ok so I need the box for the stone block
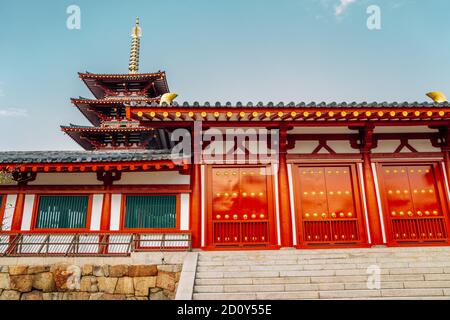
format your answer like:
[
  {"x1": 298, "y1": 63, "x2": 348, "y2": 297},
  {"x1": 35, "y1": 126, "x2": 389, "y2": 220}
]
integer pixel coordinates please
[
  {"x1": 0, "y1": 273, "x2": 10, "y2": 289},
  {"x1": 21, "y1": 291, "x2": 43, "y2": 300},
  {"x1": 81, "y1": 264, "x2": 93, "y2": 276},
  {"x1": 157, "y1": 265, "x2": 182, "y2": 273},
  {"x1": 156, "y1": 271, "x2": 176, "y2": 291},
  {"x1": 93, "y1": 265, "x2": 109, "y2": 277},
  {"x1": 128, "y1": 265, "x2": 158, "y2": 277},
  {"x1": 28, "y1": 266, "x2": 49, "y2": 274},
  {"x1": 43, "y1": 292, "x2": 64, "y2": 300},
  {"x1": 80, "y1": 276, "x2": 98, "y2": 292},
  {"x1": 133, "y1": 277, "x2": 156, "y2": 296},
  {"x1": 115, "y1": 277, "x2": 134, "y2": 295},
  {"x1": 150, "y1": 290, "x2": 170, "y2": 300},
  {"x1": 10, "y1": 275, "x2": 33, "y2": 292},
  {"x1": 0, "y1": 290, "x2": 21, "y2": 300},
  {"x1": 90, "y1": 293, "x2": 126, "y2": 300},
  {"x1": 62, "y1": 292, "x2": 91, "y2": 300},
  {"x1": 32, "y1": 272, "x2": 56, "y2": 292},
  {"x1": 9, "y1": 265, "x2": 28, "y2": 276},
  {"x1": 109, "y1": 265, "x2": 129, "y2": 277},
  {"x1": 97, "y1": 277, "x2": 118, "y2": 294}
]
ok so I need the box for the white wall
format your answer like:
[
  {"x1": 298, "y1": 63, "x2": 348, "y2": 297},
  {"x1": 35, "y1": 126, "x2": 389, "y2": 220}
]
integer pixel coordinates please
[
  {"x1": 89, "y1": 194, "x2": 104, "y2": 231},
  {"x1": 110, "y1": 194, "x2": 122, "y2": 231},
  {"x1": 29, "y1": 173, "x2": 102, "y2": 185},
  {"x1": 1, "y1": 194, "x2": 17, "y2": 231},
  {"x1": 180, "y1": 193, "x2": 190, "y2": 231},
  {"x1": 20, "y1": 195, "x2": 35, "y2": 231},
  {"x1": 115, "y1": 171, "x2": 190, "y2": 185}
]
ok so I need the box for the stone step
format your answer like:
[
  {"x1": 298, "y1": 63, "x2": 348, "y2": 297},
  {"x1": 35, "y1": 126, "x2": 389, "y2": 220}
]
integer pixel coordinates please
[
  {"x1": 197, "y1": 261, "x2": 450, "y2": 272},
  {"x1": 195, "y1": 267, "x2": 450, "y2": 279},
  {"x1": 198, "y1": 257, "x2": 450, "y2": 266},
  {"x1": 192, "y1": 248, "x2": 450, "y2": 300},
  {"x1": 194, "y1": 273, "x2": 430, "y2": 286},
  {"x1": 193, "y1": 288, "x2": 450, "y2": 300}
]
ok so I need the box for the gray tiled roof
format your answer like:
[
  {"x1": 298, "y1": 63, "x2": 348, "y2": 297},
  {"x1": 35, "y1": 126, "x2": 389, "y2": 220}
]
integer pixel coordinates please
[
  {"x1": 157, "y1": 101, "x2": 450, "y2": 108},
  {"x1": 0, "y1": 150, "x2": 178, "y2": 164}
]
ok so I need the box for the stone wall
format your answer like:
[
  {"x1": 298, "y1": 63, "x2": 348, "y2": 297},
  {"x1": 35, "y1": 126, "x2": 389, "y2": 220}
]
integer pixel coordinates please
[{"x1": 0, "y1": 263, "x2": 181, "y2": 300}]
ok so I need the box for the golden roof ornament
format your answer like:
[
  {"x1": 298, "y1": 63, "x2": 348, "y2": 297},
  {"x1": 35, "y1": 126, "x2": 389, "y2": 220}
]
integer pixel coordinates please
[
  {"x1": 128, "y1": 17, "x2": 142, "y2": 74},
  {"x1": 426, "y1": 91, "x2": 447, "y2": 103}
]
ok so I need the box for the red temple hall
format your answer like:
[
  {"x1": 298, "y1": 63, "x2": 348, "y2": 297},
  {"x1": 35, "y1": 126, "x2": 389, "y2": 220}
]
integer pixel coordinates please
[{"x1": 1, "y1": 19, "x2": 450, "y2": 255}]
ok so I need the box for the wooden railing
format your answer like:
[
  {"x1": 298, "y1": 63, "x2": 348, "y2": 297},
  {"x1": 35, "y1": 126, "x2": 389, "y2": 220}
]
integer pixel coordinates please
[{"x1": 0, "y1": 232, "x2": 191, "y2": 257}]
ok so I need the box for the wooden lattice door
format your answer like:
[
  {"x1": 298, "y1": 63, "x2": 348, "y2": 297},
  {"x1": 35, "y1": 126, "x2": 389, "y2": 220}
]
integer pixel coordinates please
[
  {"x1": 207, "y1": 166, "x2": 275, "y2": 247},
  {"x1": 377, "y1": 163, "x2": 450, "y2": 244}
]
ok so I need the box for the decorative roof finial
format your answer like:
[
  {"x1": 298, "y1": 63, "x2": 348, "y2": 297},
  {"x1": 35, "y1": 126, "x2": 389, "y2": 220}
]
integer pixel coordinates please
[{"x1": 128, "y1": 17, "x2": 142, "y2": 74}]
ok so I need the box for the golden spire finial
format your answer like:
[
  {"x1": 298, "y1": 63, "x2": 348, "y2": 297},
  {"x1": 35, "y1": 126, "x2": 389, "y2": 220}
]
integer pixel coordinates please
[{"x1": 128, "y1": 17, "x2": 142, "y2": 74}]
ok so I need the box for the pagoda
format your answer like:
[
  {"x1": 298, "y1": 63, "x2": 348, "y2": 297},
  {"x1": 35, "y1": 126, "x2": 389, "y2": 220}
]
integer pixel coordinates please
[{"x1": 63, "y1": 18, "x2": 171, "y2": 150}]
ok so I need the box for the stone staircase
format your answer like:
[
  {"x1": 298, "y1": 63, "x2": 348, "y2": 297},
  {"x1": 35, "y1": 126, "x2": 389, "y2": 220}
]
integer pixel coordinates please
[{"x1": 192, "y1": 247, "x2": 450, "y2": 300}]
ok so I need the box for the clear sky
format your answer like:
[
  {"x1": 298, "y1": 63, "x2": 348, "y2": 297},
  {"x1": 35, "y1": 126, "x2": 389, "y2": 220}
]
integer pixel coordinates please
[{"x1": 0, "y1": 0, "x2": 449, "y2": 151}]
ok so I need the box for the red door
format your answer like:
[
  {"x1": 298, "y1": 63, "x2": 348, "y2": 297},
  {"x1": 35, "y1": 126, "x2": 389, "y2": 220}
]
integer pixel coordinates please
[
  {"x1": 378, "y1": 163, "x2": 450, "y2": 244},
  {"x1": 293, "y1": 164, "x2": 367, "y2": 246},
  {"x1": 207, "y1": 166, "x2": 276, "y2": 248}
]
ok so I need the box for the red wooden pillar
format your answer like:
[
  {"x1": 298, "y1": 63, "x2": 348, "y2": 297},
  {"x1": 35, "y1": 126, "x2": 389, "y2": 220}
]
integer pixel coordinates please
[
  {"x1": 278, "y1": 127, "x2": 293, "y2": 247},
  {"x1": 361, "y1": 150, "x2": 384, "y2": 245},
  {"x1": 100, "y1": 190, "x2": 112, "y2": 230},
  {"x1": 190, "y1": 164, "x2": 202, "y2": 248},
  {"x1": 10, "y1": 191, "x2": 25, "y2": 231},
  {"x1": 190, "y1": 121, "x2": 202, "y2": 248},
  {"x1": 355, "y1": 125, "x2": 384, "y2": 246}
]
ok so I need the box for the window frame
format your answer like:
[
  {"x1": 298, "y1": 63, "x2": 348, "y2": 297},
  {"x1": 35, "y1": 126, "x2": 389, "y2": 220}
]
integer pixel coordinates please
[
  {"x1": 31, "y1": 194, "x2": 93, "y2": 232},
  {"x1": 120, "y1": 193, "x2": 181, "y2": 232}
]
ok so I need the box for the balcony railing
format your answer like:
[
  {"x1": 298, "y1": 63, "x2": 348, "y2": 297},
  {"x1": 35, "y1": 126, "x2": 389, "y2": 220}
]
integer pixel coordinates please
[{"x1": 0, "y1": 232, "x2": 192, "y2": 257}]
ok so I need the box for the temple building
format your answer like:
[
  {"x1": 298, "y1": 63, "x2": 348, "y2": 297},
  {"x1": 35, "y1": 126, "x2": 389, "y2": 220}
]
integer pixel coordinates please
[{"x1": 1, "y1": 19, "x2": 450, "y2": 255}]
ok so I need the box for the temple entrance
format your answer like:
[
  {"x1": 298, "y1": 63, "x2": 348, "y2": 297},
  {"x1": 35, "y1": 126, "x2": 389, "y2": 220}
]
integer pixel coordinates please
[
  {"x1": 292, "y1": 164, "x2": 367, "y2": 247},
  {"x1": 376, "y1": 162, "x2": 450, "y2": 245},
  {"x1": 205, "y1": 165, "x2": 276, "y2": 248}
]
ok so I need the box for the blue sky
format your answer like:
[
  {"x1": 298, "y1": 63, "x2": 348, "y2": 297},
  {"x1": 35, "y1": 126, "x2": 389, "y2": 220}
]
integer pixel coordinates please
[{"x1": 0, "y1": 0, "x2": 449, "y2": 150}]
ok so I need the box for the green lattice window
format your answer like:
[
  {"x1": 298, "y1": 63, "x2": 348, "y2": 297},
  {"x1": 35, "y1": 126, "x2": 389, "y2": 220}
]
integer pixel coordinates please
[
  {"x1": 124, "y1": 195, "x2": 177, "y2": 229},
  {"x1": 35, "y1": 195, "x2": 88, "y2": 229}
]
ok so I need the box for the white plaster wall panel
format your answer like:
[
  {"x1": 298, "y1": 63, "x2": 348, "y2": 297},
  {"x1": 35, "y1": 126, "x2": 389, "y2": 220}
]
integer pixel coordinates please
[
  {"x1": 201, "y1": 166, "x2": 206, "y2": 247},
  {"x1": 180, "y1": 193, "x2": 190, "y2": 231},
  {"x1": 29, "y1": 173, "x2": 102, "y2": 185},
  {"x1": 20, "y1": 195, "x2": 36, "y2": 231},
  {"x1": 288, "y1": 141, "x2": 319, "y2": 154},
  {"x1": 272, "y1": 164, "x2": 282, "y2": 246},
  {"x1": 327, "y1": 141, "x2": 355, "y2": 154},
  {"x1": 372, "y1": 140, "x2": 399, "y2": 153},
  {"x1": 115, "y1": 171, "x2": 189, "y2": 185},
  {"x1": 110, "y1": 194, "x2": 122, "y2": 231},
  {"x1": 408, "y1": 139, "x2": 441, "y2": 152},
  {"x1": 202, "y1": 128, "x2": 275, "y2": 159},
  {"x1": 374, "y1": 126, "x2": 437, "y2": 134},
  {"x1": 289, "y1": 127, "x2": 354, "y2": 134},
  {"x1": 1, "y1": 194, "x2": 17, "y2": 231},
  {"x1": 89, "y1": 194, "x2": 104, "y2": 231}
]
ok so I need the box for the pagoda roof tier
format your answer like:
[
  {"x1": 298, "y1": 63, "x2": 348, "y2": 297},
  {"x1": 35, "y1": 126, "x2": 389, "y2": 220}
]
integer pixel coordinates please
[
  {"x1": 78, "y1": 71, "x2": 169, "y2": 99},
  {"x1": 61, "y1": 125, "x2": 166, "y2": 150},
  {"x1": 0, "y1": 150, "x2": 188, "y2": 174},
  {"x1": 71, "y1": 97, "x2": 161, "y2": 105},
  {"x1": 72, "y1": 97, "x2": 163, "y2": 126},
  {"x1": 61, "y1": 124, "x2": 158, "y2": 133},
  {"x1": 126, "y1": 101, "x2": 450, "y2": 124}
]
